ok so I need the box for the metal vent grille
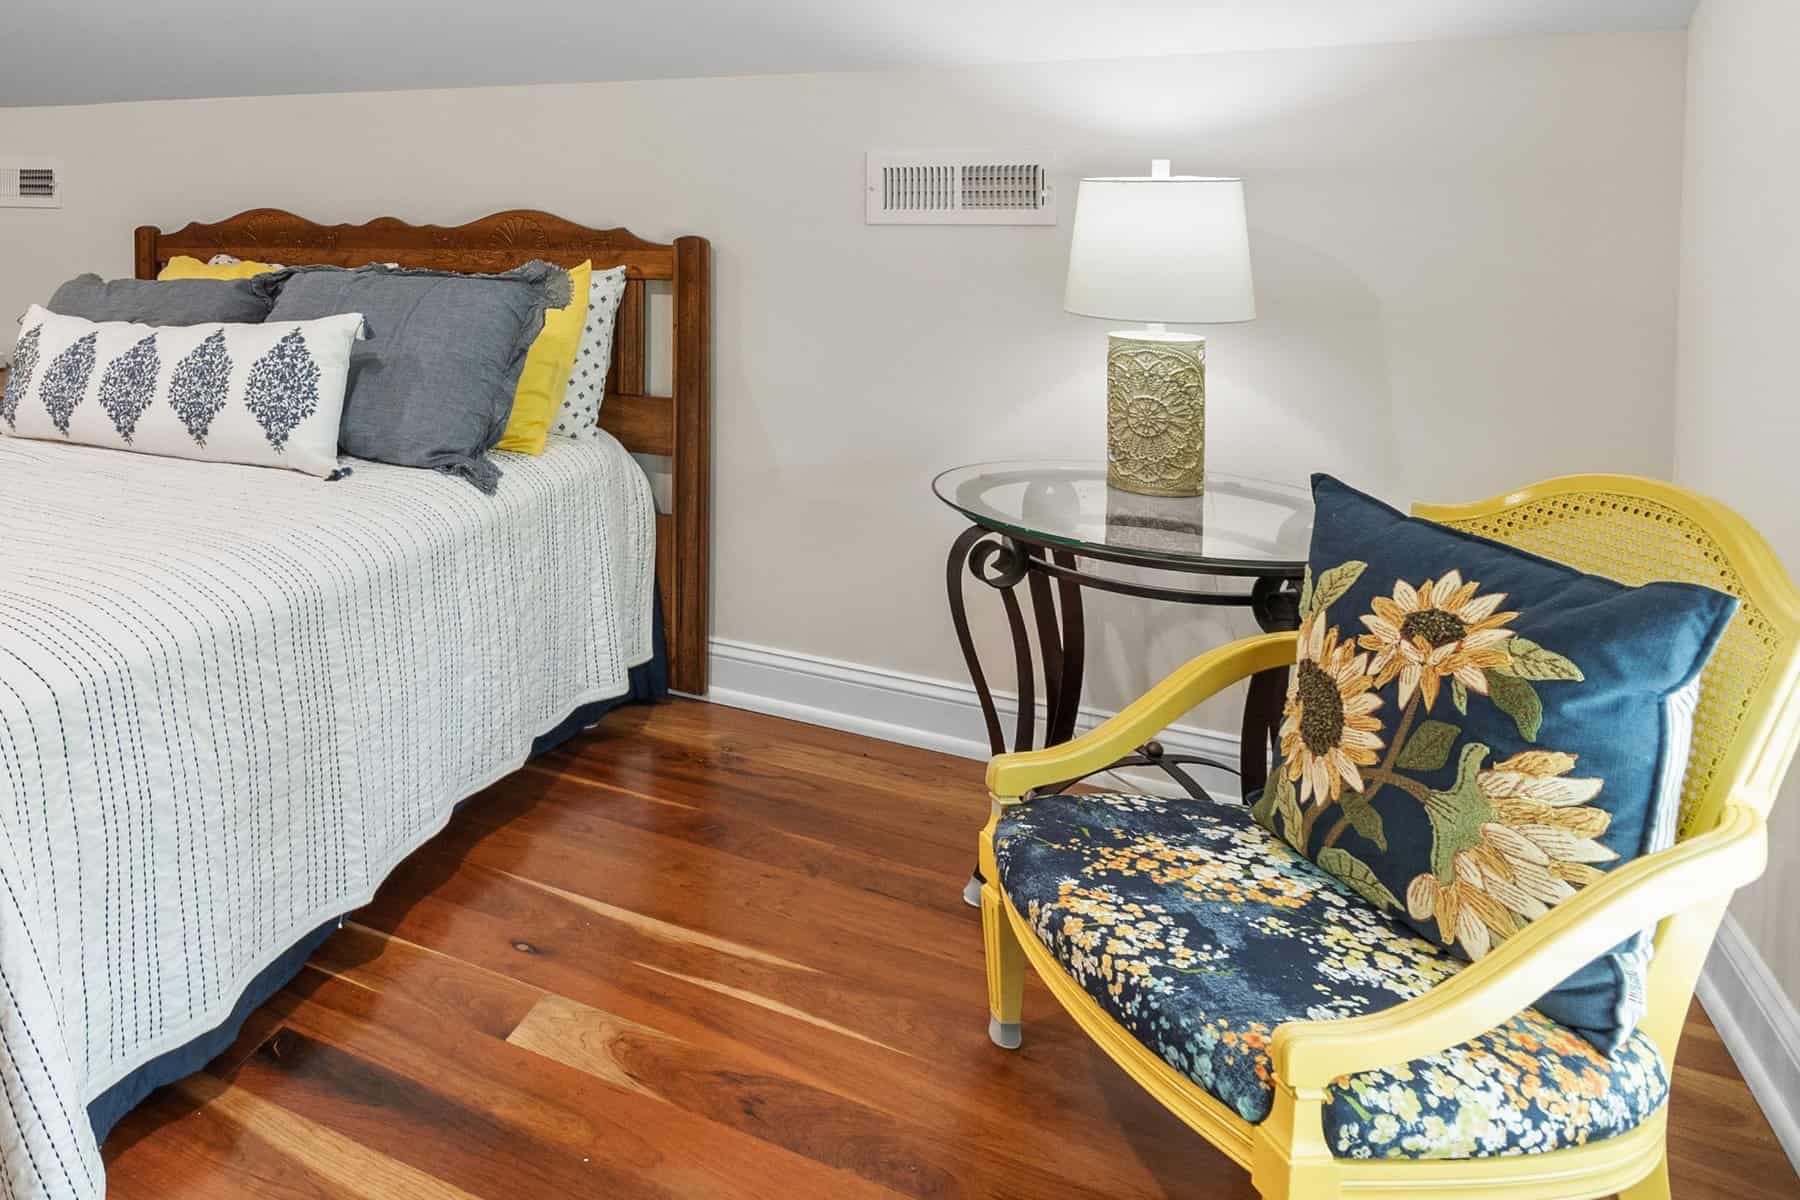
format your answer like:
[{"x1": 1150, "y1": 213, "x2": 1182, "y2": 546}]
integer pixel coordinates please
[
  {"x1": 866, "y1": 152, "x2": 1054, "y2": 225},
  {"x1": 0, "y1": 161, "x2": 60, "y2": 208}
]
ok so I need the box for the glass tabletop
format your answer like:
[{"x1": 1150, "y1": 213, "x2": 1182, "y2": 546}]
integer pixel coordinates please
[{"x1": 933, "y1": 461, "x2": 1313, "y2": 572}]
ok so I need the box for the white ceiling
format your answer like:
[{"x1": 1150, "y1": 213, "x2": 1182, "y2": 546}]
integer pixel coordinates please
[{"x1": 0, "y1": 0, "x2": 1698, "y2": 107}]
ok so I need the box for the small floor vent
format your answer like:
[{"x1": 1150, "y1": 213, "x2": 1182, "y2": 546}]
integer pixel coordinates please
[
  {"x1": 866, "y1": 152, "x2": 1054, "y2": 226},
  {"x1": 0, "y1": 161, "x2": 61, "y2": 208}
]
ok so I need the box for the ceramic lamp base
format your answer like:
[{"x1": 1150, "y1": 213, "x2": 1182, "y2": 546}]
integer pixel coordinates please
[{"x1": 1105, "y1": 330, "x2": 1206, "y2": 497}]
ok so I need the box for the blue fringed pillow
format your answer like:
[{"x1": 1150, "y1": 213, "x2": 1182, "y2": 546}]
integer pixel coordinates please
[{"x1": 1254, "y1": 475, "x2": 1736, "y2": 1053}]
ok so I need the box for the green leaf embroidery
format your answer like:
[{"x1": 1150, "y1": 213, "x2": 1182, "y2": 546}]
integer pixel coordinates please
[
  {"x1": 1423, "y1": 744, "x2": 1496, "y2": 881},
  {"x1": 1318, "y1": 847, "x2": 1402, "y2": 912},
  {"x1": 1486, "y1": 671, "x2": 1544, "y2": 741},
  {"x1": 1278, "y1": 792, "x2": 1306, "y2": 850},
  {"x1": 1338, "y1": 790, "x2": 1388, "y2": 852},
  {"x1": 1496, "y1": 636, "x2": 1585, "y2": 683},
  {"x1": 1297, "y1": 565, "x2": 1315, "y2": 620},
  {"x1": 1307, "y1": 560, "x2": 1367, "y2": 619},
  {"x1": 1254, "y1": 768, "x2": 1307, "y2": 850},
  {"x1": 1451, "y1": 677, "x2": 1469, "y2": 715},
  {"x1": 1394, "y1": 719, "x2": 1462, "y2": 772},
  {"x1": 1250, "y1": 781, "x2": 1278, "y2": 832}
]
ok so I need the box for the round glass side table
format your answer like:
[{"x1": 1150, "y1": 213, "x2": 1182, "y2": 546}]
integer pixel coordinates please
[{"x1": 933, "y1": 461, "x2": 1314, "y2": 903}]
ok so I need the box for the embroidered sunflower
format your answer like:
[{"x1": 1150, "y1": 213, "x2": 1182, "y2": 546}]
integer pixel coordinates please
[
  {"x1": 1407, "y1": 750, "x2": 1614, "y2": 959},
  {"x1": 1357, "y1": 571, "x2": 1518, "y2": 711},
  {"x1": 1280, "y1": 617, "x2": 1385, "y2": 807}
]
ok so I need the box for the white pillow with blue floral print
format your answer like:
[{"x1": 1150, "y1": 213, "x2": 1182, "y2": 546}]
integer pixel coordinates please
[
  {"x1": 2, "y1": 304, "x2": 365, "y2": 479},
  {"x1": 551, "y1": 265, "x2": 627, "y2": 441}
]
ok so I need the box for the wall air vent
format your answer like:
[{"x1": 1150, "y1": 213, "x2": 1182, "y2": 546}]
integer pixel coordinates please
[
  {"x1": 866, "y1": 151, "x2": 1054, "y2": 225},
  {"x1": 0, "y1": 161, "x2": 61, "y2": 208}
]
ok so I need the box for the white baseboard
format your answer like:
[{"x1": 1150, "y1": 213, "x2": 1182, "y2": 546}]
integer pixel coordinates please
[
  {"x1": 707, "y1": 637, "x2": 1245, "y2": 799},
  {"x1": 1698, "y1": 913, "x2": 1800, "y2": 1173}
]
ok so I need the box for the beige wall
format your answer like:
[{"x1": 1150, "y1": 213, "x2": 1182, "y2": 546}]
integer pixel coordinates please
[
  {"x1": 0, "y1": 31, "x2": 1688, "y2": 730},
  {"x1": 1677, "y1": 0, "x2": 1800, "y2": 1001}
]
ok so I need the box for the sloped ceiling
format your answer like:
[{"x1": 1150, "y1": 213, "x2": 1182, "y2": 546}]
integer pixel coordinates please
[{"x1": 0, "y1": 0, "x2": 1697, "y2": 107}]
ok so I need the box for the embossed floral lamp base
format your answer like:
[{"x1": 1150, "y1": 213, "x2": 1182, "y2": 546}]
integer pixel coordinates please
[{"x1": 1107, "y1": 327, "x2": 1206, "y2": 497}]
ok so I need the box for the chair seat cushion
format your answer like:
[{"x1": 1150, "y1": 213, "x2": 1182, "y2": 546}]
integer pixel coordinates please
[{"x1": 993, "y1": 792, "x2": 1670, "y2": 1160}]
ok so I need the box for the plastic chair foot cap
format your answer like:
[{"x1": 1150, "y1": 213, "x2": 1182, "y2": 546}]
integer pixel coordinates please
[
  {"x1": 989, "y1": 1018, "x2": 1022, "y2": 1050},
  {"x1": 962, "y1": 875, "x2": 984, "y2": 908}
]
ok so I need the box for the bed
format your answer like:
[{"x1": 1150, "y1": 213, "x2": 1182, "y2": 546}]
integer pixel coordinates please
[{"x1": 0, "y1": 211, "x2": 711, "y2": 1197}]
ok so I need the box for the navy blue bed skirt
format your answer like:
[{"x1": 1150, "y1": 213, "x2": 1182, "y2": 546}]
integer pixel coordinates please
[{"x1": 87, "y1": 602, "x2": 670, "y2": 1142}]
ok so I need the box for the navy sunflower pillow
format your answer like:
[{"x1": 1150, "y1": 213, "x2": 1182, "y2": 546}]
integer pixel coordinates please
[{"x1": 1253, "y1": 475, "x2": 1736, "y2": 1054}]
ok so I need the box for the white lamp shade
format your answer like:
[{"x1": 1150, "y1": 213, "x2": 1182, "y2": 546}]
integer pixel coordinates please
[{"x1": 1064, "y1": 174, "x2": 1256, "y2": 324}]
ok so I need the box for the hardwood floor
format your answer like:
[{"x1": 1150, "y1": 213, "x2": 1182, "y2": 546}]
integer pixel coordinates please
[{"x1": 103, "y1": 700, "x2": 1797, "y2": 1199}]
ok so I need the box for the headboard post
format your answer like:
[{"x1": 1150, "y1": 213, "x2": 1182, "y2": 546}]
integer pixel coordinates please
[
  {"x1": 133, "y1": 226, "x2": 159, "y2": 280},
  {"x1": 670, "y1": 236, "x2": 712, "y2": 696},
  {"x1": 129, "y1": 209, "x2": 711, "y2": 696}
]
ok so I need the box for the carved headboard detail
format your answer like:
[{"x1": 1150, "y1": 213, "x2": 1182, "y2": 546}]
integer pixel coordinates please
[{"x1": 134, "y1": 208, "x2": 712, "y2": 694}]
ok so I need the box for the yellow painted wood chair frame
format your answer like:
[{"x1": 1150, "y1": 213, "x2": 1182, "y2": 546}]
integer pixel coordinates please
[{"x1": 978, "y1": 474, "x2": 1800, "y2": 1200}]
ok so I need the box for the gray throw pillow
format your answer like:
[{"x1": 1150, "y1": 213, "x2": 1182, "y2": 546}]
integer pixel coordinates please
[
  {"x1": 48, "y1": 275, "x2": 275, "y2": 326},
  {"x1": 256, "y1": 262, "x2": 567, "y2": 493}
]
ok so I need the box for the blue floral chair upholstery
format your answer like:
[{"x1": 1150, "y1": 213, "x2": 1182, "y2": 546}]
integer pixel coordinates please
[{"x1": 994, "y1": 792, "x2": 1669, "y2": 1160}]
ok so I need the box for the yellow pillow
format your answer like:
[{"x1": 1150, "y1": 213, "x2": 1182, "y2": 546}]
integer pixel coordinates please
[
  {"x1": 157, "y1": 254, "x2": 282, "y2": 280},
  {"x1": 497, "y1": 260, "x2": 591, "y2": 456}
]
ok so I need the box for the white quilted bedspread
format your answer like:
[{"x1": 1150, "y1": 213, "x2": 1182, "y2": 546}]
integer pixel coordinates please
[{"x1": 0, "y1": 435, "x2": 654, "y2": 1196}]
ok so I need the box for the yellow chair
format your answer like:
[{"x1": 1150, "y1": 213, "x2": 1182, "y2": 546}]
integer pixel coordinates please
[{"x1": 978, "y1": 475, "x2": 1800, "y2": 1200}]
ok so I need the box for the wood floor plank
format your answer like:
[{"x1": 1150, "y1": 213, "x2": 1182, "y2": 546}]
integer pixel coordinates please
[
  {"x1": 178, "y1": 1075, "x2": 485, "y2": 1200},
  {"x1": 526, "y1": 750, "x2": 982, "y2": 875},
  {"x1": 351, "y1": 850, "x2": 1080, "y2": 1075},
  {"x1": 220, "y1": 1022, "x2": 699, "y2": 1200},
  {"x1": 104, "y1": 1072, "x2": 483, "y2": 1200},
  {"x1": 500, "y1": 766, "x2": 972, "y2": 915},
  {"x1": 629, "y1": 963, "x2": 913, "y2": 1056},
  {"x1": 573, "y1": 701, "x2": 987, "y2": 803},
  {"x1": 359, "y1": 844, "x2": 983, "y2": 1026},
  {"x1": 351, "y1": 869, "x2": 1234, "y2": 1185},
  {"x1": 506, "y1": 992, "x2": 691, "y2": 1101},
  {"x1": 103, "y1": 699, "x2": 1796, "y2": 1200},
  {"x1": 309, "y1": 922, "x2": 543, "y2": 1039},
  {"x1": 240, "y1": 970, "x2": 910, "y2": 1200},
  {"x1": 554, "y1": 714, "x2": 989, "y2": 852},
  {"x1": 346, "y1": 856, "x2": 1210, "y2": 1169},
  {"x1": 446, "y1": 813, "x2": 983, "y2": 978},
  {"x1": 500, "y1": 990, "x2": 1147, "y2": 1200},
  {"x1": 486, "y1": 863, "x2": 822, "y2": 971}
]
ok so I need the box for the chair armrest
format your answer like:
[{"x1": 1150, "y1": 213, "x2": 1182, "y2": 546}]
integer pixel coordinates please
[
  {"x1": 985, "y1": 632, "x2": 1298, "y2": 799},
  {"x1": 1271, "y1": 800, "x2": 1768, "y2": 1090}
]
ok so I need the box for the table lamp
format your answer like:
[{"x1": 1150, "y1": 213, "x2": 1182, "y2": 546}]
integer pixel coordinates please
[{"x1": 1065, "y1": 161, "x2": 1256, "y2": 497}]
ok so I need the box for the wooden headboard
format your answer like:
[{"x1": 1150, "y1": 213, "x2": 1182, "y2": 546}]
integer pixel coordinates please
[{"x1": 132, "y1": 208, "x2": 711, "y2": 695}]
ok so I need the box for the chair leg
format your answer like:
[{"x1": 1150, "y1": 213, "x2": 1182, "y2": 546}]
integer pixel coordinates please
[
  {"x1": 1619, "y1": 1151, "x2": 1670, "y2": 1200},
  {"x1": 982, "y1": 883, "x2": 1025, "y2": 1049}
]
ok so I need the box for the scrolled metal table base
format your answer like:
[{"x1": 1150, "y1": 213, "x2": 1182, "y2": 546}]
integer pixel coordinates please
[{"x1": 947, "y1": 524, "x2": 1302, "y2": 904}]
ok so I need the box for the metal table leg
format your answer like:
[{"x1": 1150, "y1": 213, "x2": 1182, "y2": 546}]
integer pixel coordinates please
[
  {"x1": 947, "y1": 527, "x2": 1303, "y2": 907},
  {"x1": 948, "y1": 528, "x2": 1087, "y2": 905}
]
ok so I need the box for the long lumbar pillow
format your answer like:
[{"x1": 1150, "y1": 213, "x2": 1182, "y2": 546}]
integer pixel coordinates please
[{"x1": 2, "y1": 304, "x2": 365, "y2": 479}]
